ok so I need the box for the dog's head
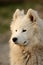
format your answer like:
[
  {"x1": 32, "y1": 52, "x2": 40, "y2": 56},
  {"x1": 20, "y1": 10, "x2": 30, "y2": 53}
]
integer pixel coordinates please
[{"x1": 10, "y1": 9, "x2": 40, "y2": 46}]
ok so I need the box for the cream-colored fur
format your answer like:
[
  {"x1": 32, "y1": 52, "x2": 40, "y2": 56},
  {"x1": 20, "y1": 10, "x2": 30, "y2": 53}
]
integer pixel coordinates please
[{"x1": 9, "y1": 9, "x2": 43, "y2": 65}]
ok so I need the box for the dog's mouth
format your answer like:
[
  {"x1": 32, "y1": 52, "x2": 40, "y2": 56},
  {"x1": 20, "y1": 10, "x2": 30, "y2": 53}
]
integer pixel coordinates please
[{"x1": 14, "y1": 41, "x2": 28, "y2": 46}]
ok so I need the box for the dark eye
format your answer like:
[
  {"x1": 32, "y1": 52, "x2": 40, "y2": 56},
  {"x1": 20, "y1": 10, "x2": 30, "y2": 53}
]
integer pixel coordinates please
[
  {"x1": 22, "y1": 29, "x2": 27, "y2": 32},
  {"x1": 15, "y1": 30, "x2": 17, "y2": 32}
]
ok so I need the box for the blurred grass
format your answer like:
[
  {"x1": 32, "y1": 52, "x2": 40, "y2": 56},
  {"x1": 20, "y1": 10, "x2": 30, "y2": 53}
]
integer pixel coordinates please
[
  {"x1": 0, "y1": 23, "x2": 9, "y2": 33},
  {"x1": 0, "y1": 3, "x2": 36, "y2": 19},
  {"x1": 0, "y1": 2, "x2": 43, "y2": 34},
  {"x1": 0, "y1": 2, "x2": 41, "y2": 19}
]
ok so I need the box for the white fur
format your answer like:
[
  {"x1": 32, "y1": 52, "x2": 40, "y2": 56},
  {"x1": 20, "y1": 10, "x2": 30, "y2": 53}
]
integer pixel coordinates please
[{"x1": 9, "y1": 9, "x2": 43, "y2": 65}]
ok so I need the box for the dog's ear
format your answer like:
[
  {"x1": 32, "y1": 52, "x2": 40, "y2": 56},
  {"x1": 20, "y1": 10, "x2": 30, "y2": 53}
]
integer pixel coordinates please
[
  {"x1": 13, "y1": 9, "x2": 24, "y2": 20},
  {"x1": 13, "y1": 9, "x2": 21, "y2": 20},
  {"x1": 26, "y1": 9, "x2": 38, "y2": 23}
]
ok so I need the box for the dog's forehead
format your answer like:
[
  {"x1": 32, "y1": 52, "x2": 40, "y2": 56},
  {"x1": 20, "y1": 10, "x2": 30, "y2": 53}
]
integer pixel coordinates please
[
  {"x1": 14, "y1": 17, "x2": 32, "y2": 30},
  {"x1": 15, "y1": 16, "x2": 31, "y2": 26}
]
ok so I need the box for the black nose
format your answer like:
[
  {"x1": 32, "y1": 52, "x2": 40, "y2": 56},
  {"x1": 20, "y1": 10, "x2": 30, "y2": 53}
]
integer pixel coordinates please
[{"x1": 12, "y1": 37, "x2": 17, "y2": 42}]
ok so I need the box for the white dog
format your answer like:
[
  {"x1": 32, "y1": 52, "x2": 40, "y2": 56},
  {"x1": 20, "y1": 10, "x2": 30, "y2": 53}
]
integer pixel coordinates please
[{"x1": 9, "y1": 9, "x2": 43, "y2": 65}]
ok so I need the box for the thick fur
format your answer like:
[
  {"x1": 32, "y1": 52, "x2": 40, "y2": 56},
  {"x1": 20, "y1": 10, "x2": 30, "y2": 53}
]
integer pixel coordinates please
[{"x1": 9, "y1": 9, "x2": 43, "y2": 65}]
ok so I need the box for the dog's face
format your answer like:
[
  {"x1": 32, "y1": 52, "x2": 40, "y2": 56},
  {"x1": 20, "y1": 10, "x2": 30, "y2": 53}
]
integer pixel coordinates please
[{"x1": 10, "y1": 9, "x2": 39, "y2": 46}]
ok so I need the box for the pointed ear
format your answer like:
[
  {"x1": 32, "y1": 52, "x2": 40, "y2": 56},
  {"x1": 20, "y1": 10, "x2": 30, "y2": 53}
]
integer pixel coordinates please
[
  {"x1": 13, "y1": 9, "x2": 24, "y2": 20},
  {"x1": 13, "y1": 9, "x2": 20, "y2": 20},
  {"x1": 26, "y1": 9, "x2": 38, "y2": 23}
]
